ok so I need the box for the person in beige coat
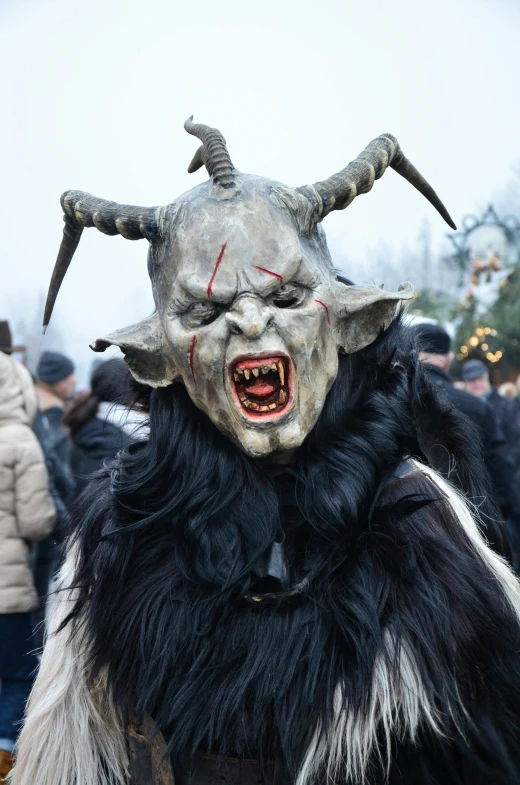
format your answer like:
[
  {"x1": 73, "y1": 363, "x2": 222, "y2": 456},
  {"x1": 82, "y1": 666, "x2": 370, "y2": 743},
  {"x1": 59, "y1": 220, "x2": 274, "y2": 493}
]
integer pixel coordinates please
[{"x1": 0, "y1": 349, "x2": 55, "y2": 778}]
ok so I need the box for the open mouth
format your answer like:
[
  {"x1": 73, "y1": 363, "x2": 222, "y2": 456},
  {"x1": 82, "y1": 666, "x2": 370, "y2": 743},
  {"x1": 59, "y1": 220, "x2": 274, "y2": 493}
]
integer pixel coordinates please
[{"x1": 230, "y1": 354, "x2": 291, "y2": 417}]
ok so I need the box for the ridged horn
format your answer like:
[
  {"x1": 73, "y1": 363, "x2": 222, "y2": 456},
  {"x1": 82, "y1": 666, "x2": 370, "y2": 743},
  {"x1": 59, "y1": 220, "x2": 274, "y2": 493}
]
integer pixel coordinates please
[
  {"x1": 43, "y1": 191, "x2": 160, "y2": 331},
  {"x1": 302, "y1": 134, "x2": 456, "y2": 230},
  {"x1": 184, "y1": 115, "x2": 236, "y2": 188}
]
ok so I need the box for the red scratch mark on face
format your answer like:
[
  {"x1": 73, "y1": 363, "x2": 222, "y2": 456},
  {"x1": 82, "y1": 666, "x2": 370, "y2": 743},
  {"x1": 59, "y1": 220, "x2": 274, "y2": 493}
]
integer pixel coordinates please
[
  {"x1": 188, "y1": 335, "x2": 197, "y2": 380},
  {"x1": 207, "y1": 242, "x2": 227, "y2": 298},
  {"x1": 252, "y1": 265, "x2": 283, "y2": 283},
  {"x1": 314, "y1": 299, "x2": 330, "y2": 324}
]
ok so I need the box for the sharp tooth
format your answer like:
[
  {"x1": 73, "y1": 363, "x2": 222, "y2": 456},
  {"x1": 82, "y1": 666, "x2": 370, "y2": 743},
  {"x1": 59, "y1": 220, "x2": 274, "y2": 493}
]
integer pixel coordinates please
[
  {"x1": 234, "y1": 372, "x2": 240, "y2": 382},
  {"x1": 270, "y1": 363, "x2": 277, "y2": 371},
  {"x1": 277, "y1": 360, "x2": 285, "y2": 387},
  {"x1": 268, "y1": 402, "x2": 277, "y2": 410},
  {"x1": 243, "y1": 399, "x2": 252, "y2": 408},
  {"x1": 237, "y1": 368, "x2": 245, "y2": 377},
  {"x1": 244, "y1": 369, "x2": 250, "y2": 380},
  {"x1": 259, "y1": 405, "x2": 270, "y2": 412},
  {"x1": 279, "y1": 390, "x2": 287, "y2": 404},
  {"x1": 252, "y1": 368, "x2": 260, "y2": 377},
  {"x1": 262, "y1": 365, "x2": 270, "y2": 375},
  {"x1": 249, "y1": 402, "x2": 260, "y2": 410},
  {"x1": 239, "y1": 393, "x2": 247, "y2": 401}
]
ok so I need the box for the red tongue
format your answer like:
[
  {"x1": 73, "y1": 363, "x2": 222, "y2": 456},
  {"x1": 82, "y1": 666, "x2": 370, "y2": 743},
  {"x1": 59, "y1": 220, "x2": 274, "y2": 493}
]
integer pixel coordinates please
[{"x1": 246, "y1": 379, "x2": 275, "y2": 396}]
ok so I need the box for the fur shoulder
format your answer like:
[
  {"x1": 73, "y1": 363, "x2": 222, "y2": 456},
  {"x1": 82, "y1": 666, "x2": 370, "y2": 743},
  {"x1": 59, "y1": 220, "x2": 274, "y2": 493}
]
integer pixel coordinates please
[
  {"x1": 357, "y1": 460, "x2": 520, "y2": 783},
  {"x1": 381, "y1": 459, "x2": 520, "y2": 621}
]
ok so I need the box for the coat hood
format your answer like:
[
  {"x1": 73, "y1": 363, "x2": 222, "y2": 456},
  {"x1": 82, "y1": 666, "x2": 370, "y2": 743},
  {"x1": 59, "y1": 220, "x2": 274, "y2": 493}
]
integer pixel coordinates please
[{"x1": 0, "y1": 353, "x2": 37, "y2": 426}]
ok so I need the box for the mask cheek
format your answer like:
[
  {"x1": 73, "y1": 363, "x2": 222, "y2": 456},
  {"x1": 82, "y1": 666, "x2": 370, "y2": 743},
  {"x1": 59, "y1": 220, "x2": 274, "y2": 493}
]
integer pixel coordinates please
[
  {"x1": 273, "y1": 309, "x2": 337, "y2": 430},
  {"x1": 167, "y1": 325, "x2": 232, "y2": 416},
  {"x1": 300, "y1": 350, "x2": 337, "y2": 427},
  {"x1": 279, "y1": 304, "x2": 336, "y2": 371}
]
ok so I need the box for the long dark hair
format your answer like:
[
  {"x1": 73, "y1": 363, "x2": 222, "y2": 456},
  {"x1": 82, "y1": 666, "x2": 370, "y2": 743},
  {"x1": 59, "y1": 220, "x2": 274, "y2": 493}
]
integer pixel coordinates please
[{"x1": 64, "y1": 317, "x2": 518, "y2": 783}]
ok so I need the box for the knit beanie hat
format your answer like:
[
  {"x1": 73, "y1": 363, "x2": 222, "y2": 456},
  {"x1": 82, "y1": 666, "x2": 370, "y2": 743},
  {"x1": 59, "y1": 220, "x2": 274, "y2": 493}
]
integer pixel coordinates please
[
  {"x1": 37, "y1": 351, "x2": 75, "y2": 384},
  {"x1": 461, "y1": 359, "x2": 489, "y2": 381},
  {"x1": 411, "y1": 323, "x2": 451, "y2": 355}
]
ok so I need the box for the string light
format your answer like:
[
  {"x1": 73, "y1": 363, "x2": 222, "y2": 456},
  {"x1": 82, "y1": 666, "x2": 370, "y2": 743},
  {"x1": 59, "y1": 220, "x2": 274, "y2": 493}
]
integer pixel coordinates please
[{"x1": 458, "y1": 324, "x2": 514, "y2": 368}]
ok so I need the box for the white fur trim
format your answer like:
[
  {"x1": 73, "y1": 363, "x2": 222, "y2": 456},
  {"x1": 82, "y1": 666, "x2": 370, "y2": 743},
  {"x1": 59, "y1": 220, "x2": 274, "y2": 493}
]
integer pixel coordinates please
[
  {"x1": 411, "y1": 459, "x2": 520, "y2": 625},
  {"x1": 10, "y1": 544, "x2": 129, "y2": 785},
  {"x1": 296, "y1": 632, "x2": 442, "y2": 785}
]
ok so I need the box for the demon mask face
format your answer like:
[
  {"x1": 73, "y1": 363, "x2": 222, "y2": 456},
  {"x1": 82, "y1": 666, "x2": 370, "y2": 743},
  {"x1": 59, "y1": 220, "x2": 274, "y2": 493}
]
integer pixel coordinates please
[{"x1": 44, "y1": 117, "x2": 455, "y2": 457}]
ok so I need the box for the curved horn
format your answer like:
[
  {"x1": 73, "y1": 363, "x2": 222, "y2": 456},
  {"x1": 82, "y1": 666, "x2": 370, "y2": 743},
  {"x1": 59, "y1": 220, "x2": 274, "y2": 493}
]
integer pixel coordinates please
[
  {"x1": 43, "y1": 191, "x2": 160, "y2": 331},
  {"x1": 303, "y1": 134, "x2": 456, "y2": 230},
  {"x1": 184, "y1": 115, "x2": 236, "y2": 188}
]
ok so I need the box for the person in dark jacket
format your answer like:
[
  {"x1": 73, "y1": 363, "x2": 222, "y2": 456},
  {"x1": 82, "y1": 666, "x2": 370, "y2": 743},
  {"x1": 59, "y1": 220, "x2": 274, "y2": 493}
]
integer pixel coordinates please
[
  {"x1": 412, "y1": 323, "x2": 517, "y2": 525},
  {"x1": 32, "y1": 351, "x2": 76, "y2": 646},
  {"x1": 462, "y1": 359, "x2": 520, "y2": 467},
  {"x1": 64, "y1": 358, "x2": 148, "y2": 497},
  {"x1": 34, "y1": 351, "x2": 76, "y2": 470}
]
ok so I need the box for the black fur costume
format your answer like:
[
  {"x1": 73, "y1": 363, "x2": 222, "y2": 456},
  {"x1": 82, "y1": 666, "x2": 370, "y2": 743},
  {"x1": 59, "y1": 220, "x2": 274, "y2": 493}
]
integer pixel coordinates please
[{"x1": 61, "y1": 319, "x2": 520, "y2": 785}]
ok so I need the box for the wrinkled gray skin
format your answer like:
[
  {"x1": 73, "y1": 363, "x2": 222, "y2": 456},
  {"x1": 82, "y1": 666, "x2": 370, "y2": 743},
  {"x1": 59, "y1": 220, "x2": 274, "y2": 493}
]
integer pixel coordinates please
[{"x1": 93, "y1": 174, "x2": 412, "y2": 457}]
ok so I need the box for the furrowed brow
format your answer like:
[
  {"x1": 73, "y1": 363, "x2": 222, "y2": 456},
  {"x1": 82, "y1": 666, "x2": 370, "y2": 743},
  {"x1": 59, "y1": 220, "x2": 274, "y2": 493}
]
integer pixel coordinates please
[
  {"x1": 179, "y1": 279, "x2": 209, "y2": 301},
  {"x1": 245, "y1": 255, "x2": 303, "y2": 292},
  {"x1": 178, "y1": 276, "x2": 235, "y2": 304}
]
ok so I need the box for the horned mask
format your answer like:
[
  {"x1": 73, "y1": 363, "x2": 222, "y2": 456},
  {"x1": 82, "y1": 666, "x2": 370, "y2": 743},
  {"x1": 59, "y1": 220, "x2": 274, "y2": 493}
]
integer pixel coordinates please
[{"x1": 44, "y1": 117, "x2": 455, "y2": 457}]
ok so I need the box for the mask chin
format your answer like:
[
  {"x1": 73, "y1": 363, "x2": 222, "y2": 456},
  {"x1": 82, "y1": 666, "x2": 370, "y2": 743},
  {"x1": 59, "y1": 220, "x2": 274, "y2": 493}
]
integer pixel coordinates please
[{"x1": 225, "y1": 409, "x2": 319, "y2": 459}]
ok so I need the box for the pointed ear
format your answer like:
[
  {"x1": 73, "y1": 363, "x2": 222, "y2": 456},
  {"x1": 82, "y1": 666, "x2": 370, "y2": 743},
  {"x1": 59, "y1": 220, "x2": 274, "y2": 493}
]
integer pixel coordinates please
[
  {"x1": 333, "y1": 281, "x2": 414, "y2": 353},
  {"x1": 90, "y1": 312, "x2": 177, "y2": 388}
]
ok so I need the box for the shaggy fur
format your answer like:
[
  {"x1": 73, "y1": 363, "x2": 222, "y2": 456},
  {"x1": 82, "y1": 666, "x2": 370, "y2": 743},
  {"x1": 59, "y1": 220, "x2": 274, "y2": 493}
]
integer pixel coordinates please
[
  {"x1": 13, "y1": 319, "x2": 520, "y2": 785},
  {"x1": 10, "y1": 546, "x2": 129, "y2": 785}
]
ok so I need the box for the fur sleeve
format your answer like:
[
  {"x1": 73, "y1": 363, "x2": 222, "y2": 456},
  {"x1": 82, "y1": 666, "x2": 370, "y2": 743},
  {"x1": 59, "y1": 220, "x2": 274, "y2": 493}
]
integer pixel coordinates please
[
  {"x1": 407, "y1": 459, "x2": 520, "y2": 620},
  {"x1": 371, "y1": 460, "x2": 520, "y2": 783},
  {"x1": 298, "y1": 460, "x2": 520, "y2": 785},
  {"x1": 10, "y1": 543, "x2": 129, "y2": 785}
]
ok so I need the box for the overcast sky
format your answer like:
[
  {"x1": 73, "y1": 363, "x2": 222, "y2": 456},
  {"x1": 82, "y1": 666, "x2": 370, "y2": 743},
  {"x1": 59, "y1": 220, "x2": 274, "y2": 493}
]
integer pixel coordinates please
[{"x1": 1, "y1": 0, "x2": 519, "y2": 382}]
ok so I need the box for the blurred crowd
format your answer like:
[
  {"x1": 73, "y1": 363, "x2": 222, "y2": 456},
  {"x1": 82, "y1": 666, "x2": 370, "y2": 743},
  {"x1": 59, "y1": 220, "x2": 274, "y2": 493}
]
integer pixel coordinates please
[
  {"x1": 3, "y1": 316, "x2": 520, "y2": 774},
  {"x1": 413, "y1": 322, "x2": 520, "y2": 565},
  {"x1": 0, "y1": 320, "x2": 148, "y2": 777}
]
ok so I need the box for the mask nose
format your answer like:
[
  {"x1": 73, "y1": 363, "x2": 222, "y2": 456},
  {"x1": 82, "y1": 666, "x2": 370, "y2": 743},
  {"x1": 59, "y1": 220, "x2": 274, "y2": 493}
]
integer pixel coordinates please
[{"x1": 226, "y1": 296, "x2": 273, "y2": 338}]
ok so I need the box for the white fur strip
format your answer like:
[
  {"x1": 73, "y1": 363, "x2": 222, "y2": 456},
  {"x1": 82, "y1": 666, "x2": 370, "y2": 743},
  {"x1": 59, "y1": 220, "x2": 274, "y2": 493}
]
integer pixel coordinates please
[
  {"x1": 295, "y1": 633, "x2": 442, "y2": 785},
  {"x1": 411, "y1": 459, "x2": 520, "y2": 625},
  {"x1": 9, "y1": 545, "x2": 129, "y2": 785},
  {"x1": 296, "y1": 461, "x2": 520, "y2": 785}
]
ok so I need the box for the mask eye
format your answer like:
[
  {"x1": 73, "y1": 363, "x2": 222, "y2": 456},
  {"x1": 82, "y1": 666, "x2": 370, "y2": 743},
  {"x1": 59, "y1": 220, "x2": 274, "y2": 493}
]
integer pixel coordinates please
[
  {"x1": 272, "y1": 283, "x2": 306, "y2": 309},
  {"x1": 181, "y1": 301, "x2": 222, "y2": 328}
]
